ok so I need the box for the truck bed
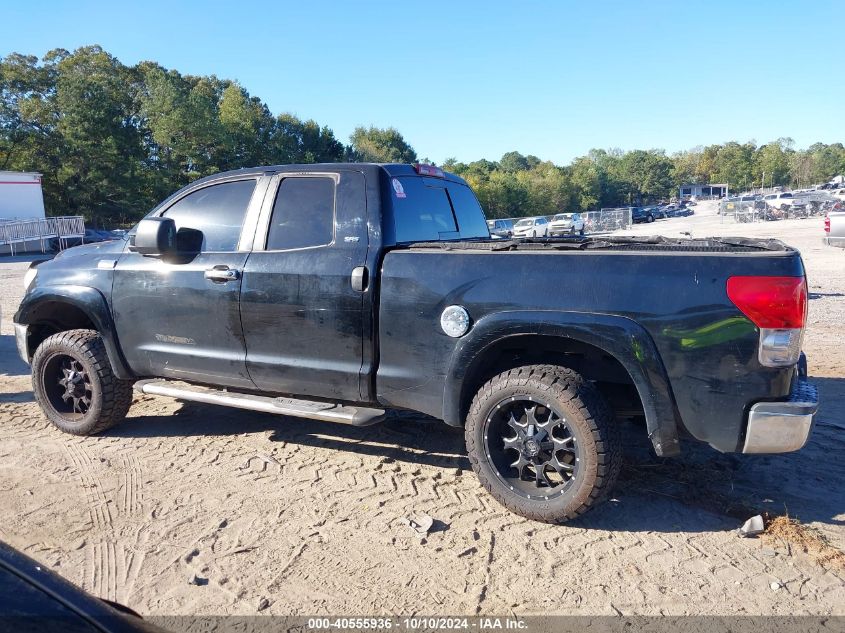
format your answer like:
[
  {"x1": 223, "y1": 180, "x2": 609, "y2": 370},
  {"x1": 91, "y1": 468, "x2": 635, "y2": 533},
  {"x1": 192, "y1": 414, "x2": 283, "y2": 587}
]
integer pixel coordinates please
[
  {"x1": 376, "y1": 236, "x2": 804, "y2": 453},
  {"x1": 403, "y1": 235, "x2": 796, "y2": 253}
]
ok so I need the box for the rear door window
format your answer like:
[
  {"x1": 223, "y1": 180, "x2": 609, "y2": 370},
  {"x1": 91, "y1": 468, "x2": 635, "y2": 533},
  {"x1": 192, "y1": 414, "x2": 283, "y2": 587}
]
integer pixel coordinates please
[{"x1": 266, "y1": 177, "x2": 335, "y2": 250}]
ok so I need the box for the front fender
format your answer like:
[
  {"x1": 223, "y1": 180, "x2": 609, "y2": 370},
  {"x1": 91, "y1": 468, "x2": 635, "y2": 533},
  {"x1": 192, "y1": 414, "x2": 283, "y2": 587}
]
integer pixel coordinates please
[
  {"x1": 14, "y1": 285, "x2": 134, "y2": 381},
  {"x1": 443, "y1": 310, "x2": 681, "y2": 456}
]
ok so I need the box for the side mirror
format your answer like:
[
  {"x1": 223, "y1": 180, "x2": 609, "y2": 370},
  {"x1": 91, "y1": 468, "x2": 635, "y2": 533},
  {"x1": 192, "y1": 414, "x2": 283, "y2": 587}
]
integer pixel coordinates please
[{"x1": 129, "y1": 217, "x2": 177, "y2": 258}]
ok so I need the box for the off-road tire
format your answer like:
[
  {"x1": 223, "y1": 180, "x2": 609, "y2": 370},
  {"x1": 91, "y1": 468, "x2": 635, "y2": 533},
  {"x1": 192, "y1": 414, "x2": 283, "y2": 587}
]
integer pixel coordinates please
[
  {"x1": 32, "y1": 329, "x2": 133, "y2": 435},
  {"x1": 465, "y1": 365, "x2": 621, "y2": 523}
]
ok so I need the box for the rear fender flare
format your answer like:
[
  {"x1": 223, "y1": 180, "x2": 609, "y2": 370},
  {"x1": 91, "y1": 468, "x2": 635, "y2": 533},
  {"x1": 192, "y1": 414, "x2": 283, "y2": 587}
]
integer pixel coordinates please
[{"x1": 443, "y1": 310, "x2": 681, "y2": 456}]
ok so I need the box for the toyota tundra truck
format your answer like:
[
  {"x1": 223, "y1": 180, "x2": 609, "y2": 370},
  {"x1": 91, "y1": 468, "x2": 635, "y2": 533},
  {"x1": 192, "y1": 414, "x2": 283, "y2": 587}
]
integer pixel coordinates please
[{"x1": 13, "y1": 163, "x2": 819, "y2": 523}]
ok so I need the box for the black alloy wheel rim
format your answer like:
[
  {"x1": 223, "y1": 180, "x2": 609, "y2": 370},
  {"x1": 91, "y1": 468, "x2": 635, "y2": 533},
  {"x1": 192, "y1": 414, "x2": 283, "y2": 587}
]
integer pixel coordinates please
[
  {"x1": 483, "y1": 396, "x2": 581, "y2": 500},
  {"x1": 44, "y1": 354, "x2": 93, "y2": 420}
]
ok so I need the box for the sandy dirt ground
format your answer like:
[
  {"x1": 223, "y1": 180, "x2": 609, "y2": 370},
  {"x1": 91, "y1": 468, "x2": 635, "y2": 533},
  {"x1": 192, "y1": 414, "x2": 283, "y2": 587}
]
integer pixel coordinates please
[{"x1": 0, "y1": 202, "x2": 843, "y2": 617}]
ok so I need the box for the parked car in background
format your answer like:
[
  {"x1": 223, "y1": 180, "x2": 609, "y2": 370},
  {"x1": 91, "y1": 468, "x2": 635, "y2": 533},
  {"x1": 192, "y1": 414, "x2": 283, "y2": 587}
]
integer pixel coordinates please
[
  {"x1": 825, "y1": 204, "x2": 845, "y2": 248},
  {"x1": 631, "y1": 207, "x2": 655, "y2": 223},
  {"x1": 644, "y1": 206, "x2": 668, "y2": 220},
  {"x1": 486, "y1": 219, "x2": 514, "y2": 239},
  {"x1": 548, "y1": 212, "x2": 585, "y2": 236},
  {"x1": 512, "y1": 216, "x2": 549, "y2": 237},
  {"x1": 763, "y1": 192, "x2": 796, "y2": 210}
]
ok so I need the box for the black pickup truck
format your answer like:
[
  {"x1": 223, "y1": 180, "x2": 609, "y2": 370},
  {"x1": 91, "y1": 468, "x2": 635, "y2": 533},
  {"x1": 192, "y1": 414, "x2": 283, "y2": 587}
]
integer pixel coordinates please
[{"x1": 14, "y1": 163, "x2": 819, "y2": 523}]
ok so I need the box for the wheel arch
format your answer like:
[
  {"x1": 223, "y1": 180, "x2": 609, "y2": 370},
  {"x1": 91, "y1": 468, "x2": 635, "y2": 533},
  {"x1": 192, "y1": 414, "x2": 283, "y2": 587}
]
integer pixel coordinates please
[
  {"x1": 15, "y1": 285, "x2": 134, "y2": 380},
  {"x1": 443, "y1": 310, "x2": 681, "y2": 456}
]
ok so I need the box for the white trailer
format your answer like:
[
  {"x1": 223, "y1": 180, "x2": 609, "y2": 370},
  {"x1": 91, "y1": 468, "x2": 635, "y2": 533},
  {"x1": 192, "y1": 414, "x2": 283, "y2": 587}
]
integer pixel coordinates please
[{"x1": 0, "y1": 171, "x2": 46, "y2": 220}]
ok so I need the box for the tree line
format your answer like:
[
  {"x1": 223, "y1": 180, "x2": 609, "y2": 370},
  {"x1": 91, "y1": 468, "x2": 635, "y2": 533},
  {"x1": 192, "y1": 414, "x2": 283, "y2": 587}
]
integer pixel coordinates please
[
  {"x1": 2, "y1": 46, "x2": 844, "y2": 225},
  {"x1": 446, "y1": 141, "x2": 845, "y2": 220}
]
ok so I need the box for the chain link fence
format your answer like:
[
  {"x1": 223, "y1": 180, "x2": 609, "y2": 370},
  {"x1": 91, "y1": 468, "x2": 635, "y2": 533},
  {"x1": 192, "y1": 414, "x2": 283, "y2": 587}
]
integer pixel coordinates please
[
  {"x1": 719, "y1": 193, "x2": 837, "y2": 223},
  {"x1": 583, "y1": 208, "x2": 633, "y2": 234}
]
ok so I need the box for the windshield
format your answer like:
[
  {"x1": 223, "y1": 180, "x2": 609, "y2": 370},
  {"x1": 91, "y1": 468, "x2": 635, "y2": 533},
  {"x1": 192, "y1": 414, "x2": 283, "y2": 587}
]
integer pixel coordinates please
[
  {"x1": 514, "y1": 219, "x2": 532, "y2": 227},
  {"x1": 553, "y1": 214, "x2": 572, "y2": 221}
]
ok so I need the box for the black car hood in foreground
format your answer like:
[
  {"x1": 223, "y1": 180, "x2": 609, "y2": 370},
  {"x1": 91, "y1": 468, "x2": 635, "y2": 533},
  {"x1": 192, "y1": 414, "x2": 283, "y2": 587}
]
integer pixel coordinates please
[
  {"x1": 53, "y1": 239, "x2": 126, "y2": 261},
  {"x1": 0, "y1": 541, "x2": 166, "y2": 633}
]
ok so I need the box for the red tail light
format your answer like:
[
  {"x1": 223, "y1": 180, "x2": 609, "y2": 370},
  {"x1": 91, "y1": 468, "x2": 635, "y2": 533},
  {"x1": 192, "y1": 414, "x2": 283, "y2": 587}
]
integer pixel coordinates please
[
  {"x1": 825, "y1": 216, "x2": 830, "y2": 233},
  {"x1": 726, "y1": 276, "x2": 807, "y2": 329}
]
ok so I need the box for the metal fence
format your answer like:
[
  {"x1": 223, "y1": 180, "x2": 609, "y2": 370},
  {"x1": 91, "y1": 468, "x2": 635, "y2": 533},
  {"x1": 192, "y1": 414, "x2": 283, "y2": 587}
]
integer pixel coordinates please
[
  {"x1": 584, "y1": 208, "x2": 633, "y2": 234},
  {"x1": 0, "y1": 216, "x2": 85, "y2": 255},
  {"x1": 719, "y1": 194, "x2": 837, "y2": 224}
]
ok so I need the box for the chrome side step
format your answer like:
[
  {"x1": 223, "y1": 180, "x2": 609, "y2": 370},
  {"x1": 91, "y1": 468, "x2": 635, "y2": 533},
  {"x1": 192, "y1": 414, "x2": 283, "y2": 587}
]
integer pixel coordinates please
[{"x1": 134, "y1": 379, "x2": 386, "y2": 426}]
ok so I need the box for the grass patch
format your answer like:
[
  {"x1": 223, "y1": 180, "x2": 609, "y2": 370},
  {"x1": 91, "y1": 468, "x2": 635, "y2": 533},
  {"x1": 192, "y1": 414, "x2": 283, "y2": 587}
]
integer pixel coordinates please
[{"x1": 764, "y1": 515, "x2": 845, "y2": 571}]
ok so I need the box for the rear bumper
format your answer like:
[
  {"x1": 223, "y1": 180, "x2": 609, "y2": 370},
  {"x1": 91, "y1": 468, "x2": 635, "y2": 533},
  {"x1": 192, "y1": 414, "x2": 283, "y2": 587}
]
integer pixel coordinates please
[
  {"x1": 742, "y1": 377, "x2": 818, "y2": 453},
  {"x1": 823, "y1": 236, "x2": 845, "y2": 248}
]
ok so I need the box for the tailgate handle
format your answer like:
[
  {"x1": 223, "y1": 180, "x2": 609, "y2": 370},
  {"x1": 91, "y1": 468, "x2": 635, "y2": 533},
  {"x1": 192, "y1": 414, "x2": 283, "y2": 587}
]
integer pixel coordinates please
[{"x1": 351, "y1": 266, "x2": 368, "y2": 292}]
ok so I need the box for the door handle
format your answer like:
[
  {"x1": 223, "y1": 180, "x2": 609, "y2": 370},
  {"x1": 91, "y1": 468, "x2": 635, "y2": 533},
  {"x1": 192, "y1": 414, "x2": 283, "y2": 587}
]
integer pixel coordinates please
[
  {"x1": 204, "y1": 267, "x2": 240, "y2": 283},
  {"x1": 351, "y1": 266, "x2": 368, "y2": 292}
]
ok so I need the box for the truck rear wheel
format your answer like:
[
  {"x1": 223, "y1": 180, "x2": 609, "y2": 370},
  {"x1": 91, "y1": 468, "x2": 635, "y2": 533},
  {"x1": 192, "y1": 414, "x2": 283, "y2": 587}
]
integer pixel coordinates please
[
  {"x1": 465, "y1": 365, "x2": 621, "y2": 523},
  {"x1": 32, "y1": 329, "x2": 133, "y2": 436}
]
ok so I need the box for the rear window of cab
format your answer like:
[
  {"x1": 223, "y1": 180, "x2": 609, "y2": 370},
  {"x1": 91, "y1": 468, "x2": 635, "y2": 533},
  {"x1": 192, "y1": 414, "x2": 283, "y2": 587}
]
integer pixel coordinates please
[{"x1": 385, "y1": 176, "x2": 490, "y2": 244}]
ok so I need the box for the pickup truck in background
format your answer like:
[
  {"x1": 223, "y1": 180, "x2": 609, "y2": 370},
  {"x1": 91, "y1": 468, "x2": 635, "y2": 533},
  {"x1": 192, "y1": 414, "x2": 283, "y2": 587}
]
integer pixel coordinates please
[
  {"x1": 14, "y1": 163, "x2": 819, "y2": 524},
  {"x1": 763, "y1": 191, "x2": 811, "y2": 214},
  {"x1": 825, "y1": 205, "x2": 845, "y2": 247}
]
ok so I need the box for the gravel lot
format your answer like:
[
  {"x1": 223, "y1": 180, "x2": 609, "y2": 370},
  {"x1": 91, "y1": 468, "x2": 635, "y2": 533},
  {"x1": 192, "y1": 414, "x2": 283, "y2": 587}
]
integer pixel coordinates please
[{"x1": 1, "y1": 202, "x2": 843, "y2": 617}]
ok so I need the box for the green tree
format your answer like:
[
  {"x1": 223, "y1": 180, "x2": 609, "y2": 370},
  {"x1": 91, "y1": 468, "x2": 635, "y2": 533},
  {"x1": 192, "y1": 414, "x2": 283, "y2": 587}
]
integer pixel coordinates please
[
  {"x1": 349, "y1": 126, "x2": 416, "y2": 163},
  {"x1": 617, "y1": 150, "x2": 673, "y2": 204},
  {"x1": 499, "y1": 151, "x2": 530, "y2": 172},
  {"x1": 568, "y1": 156, "x2": 602, "y2": 211},
  {"x1": 755, "y1": 138, "x2": 792, "y2": 188},
  {"x1": 274, "y1": 114, "x2": 344, "y2": 164},
  {"x1": 218, "y1": 83, "x2": 276, "y2": 170},
  {"x1": 0, "y1": 52, "x2": 58, "y2": 173},
  {"x1": 50, "y1": 46, "x2": 145, "y2": 225},
  {"x1": 806, "y1": 143, "x2": 845, "y2": 183},
  {"x1": 712, "y1": 142, "x2": 756, "y2": 192},
  {"x1": 137, "y1": 65, "x2": 232, "y2": 200}
]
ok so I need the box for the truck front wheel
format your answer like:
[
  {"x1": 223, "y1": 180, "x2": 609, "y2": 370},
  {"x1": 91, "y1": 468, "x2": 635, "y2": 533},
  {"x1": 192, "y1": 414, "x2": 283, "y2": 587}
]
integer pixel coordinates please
[
  {"x1": 465, "y1": 365, "x2": 621, "y2": 523},
  {"x1": 32, "y1": 329, "x2": 134, "y2": 436}
]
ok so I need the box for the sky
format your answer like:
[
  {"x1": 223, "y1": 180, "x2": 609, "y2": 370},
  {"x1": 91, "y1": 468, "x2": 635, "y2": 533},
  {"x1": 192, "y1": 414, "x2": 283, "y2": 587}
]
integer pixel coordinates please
[{"x1": 1, "y1": 0, "x2": 841, "y2": 165}]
